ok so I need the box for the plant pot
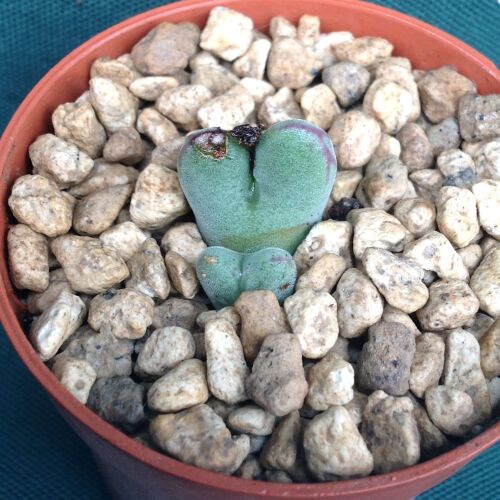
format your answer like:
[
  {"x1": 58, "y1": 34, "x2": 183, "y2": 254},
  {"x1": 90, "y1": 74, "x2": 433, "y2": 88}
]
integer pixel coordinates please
[{"x1": 0, "y1": 1, "x2": 498, "y2": 499}]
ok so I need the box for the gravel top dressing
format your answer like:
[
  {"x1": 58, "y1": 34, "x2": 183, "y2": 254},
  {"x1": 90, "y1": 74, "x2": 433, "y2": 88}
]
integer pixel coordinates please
[{"x1": 6, "y1": 6, "x2": 500, "y2": 483}]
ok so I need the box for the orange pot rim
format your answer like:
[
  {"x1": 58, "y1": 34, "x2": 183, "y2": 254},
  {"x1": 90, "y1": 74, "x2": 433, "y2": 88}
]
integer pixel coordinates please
[{"x1": 0, "y1": 0, "x2": 499, "y2": 497}]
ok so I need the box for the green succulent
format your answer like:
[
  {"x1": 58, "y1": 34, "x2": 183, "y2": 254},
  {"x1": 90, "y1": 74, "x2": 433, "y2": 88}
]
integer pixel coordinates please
[
  {"x1": 196, "y1": 246, "x2": 297, "y2": 309},
  {"x1": 177, "y1": 119, "x2": 337, "y2": 255}
]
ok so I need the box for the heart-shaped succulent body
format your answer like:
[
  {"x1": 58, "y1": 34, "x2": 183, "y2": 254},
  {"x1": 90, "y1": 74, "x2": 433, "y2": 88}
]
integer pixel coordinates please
[
  {"x1": 178, "y1": 120, "x2": 336, "y2": 254},
  {"x1": 196, "y1": 246, "x2": 297, "y2": 309}
]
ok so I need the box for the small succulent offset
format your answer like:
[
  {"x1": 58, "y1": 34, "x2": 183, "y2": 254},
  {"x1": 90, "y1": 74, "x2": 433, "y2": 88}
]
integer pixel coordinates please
[
  {"x1": 196, "y1": 246, "x2": 297, "y2": 309},
  {"x1": 177, "y1": 119, "x2": 337, "y2": 308}
]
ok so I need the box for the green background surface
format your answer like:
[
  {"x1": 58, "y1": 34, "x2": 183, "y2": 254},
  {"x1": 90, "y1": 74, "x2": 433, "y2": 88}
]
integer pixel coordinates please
[{"x1": 0, "y1": 1, "x2": 498, "y2": 498}]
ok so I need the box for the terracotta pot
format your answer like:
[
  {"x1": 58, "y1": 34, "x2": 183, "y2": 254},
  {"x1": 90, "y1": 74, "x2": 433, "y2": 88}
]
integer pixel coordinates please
[{"x1": 0, "y1": 0, "x2": 499, "y2": 498}]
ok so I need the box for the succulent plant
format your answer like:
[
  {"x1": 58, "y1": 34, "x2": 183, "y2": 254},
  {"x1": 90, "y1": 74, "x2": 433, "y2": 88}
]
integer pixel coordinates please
[
  {"x1": 178, "y1": 119, "x2": 337, "y2": 254},
  {"x1": 196, "y1": 246, "x2": 297, "y2": 309}
]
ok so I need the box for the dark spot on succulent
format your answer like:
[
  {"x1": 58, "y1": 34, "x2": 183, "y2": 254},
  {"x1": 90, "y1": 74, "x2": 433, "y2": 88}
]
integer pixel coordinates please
[
  {"x1": 193, "y1": 128, "x2": 227, "y2": 160},
  {"x1": 230, "y1": 124, "x2": 261, "y2": 148},
  {"x1": 330, "y1": 197, "x2": 363, "y2": 221}
]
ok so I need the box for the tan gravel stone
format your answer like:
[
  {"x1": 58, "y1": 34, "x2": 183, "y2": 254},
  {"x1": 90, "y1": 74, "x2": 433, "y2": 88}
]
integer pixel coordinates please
[
  {"x1": 470, "y1": 245, "x2": 500, "y2": 318},
  {"x1": 349, "y1": 208, "x2": 413, "y2": 259},
  {"x1": 267, "y1": 37, "x2": 316, "y2": 89},
  {"x1": 150, "y1": 404, "x2": 250, "y2": 474},
  {"x1": 425, "y1": 386, "x2": 475, "y2": 436},
  {"x1": 197, "y1": 85, "x2": 255, "y2": 129},
  {"x1": 27, "y1": 269, "x2": 73, "y2": 314},
  {"x1": 99, "y1": 222, "x2": 149, "y2": 262},
  {"x1": 362, "y1": 155, "x2": 408, "y2": 210},
  {"x1": 382, "y1": 304, "x2": 421, "y2": 336},
  {"x1": 300, "y1": 84, "x2": 341, "y2": 129},
  {"x1": 284, "y1": 288, "x2": 339, "y2": 359},
  {"x1": 480, "y1": 318, "x2": 500, "y2": 378},
  {"x1": 91, "y1": 56, "x2": 139, "y2": 86},
  {"x1": 51, "y1": 235, "x2": 129, "y2": 294},
  {"x1": 8, "y1": 224, "x2": 49, "y2": 292},
  {"x1": 152, "y1": 297, "x2": 207, "y2": 330},
  {"x1": 126, "y1": 238, "x2": 170, "y2": 300},
  {"x1": 260, "y1": 411, "x2": 301, "y2": 471},
  {"x1": 363, "y1": 248, "x2": 428, "y2": 314},
  {"x1": 410, "y1": 333, "x2": 445, "y2": 398},
  {"x1": 73, "y1": 184, "x2": 132, "y2": 236},
  {"x1": 69, "y1": 160, "x2": 138, "y2": 197},
  {"x1": 200, "y1": 7, "x2": 253, "y2": 61},
  {"x1": 296, "y1": 253, "x2": 347, "y2": 293},
  {"x1": 304, "y1": 406, "x2": 373, "y2": 479},
  {"x1": 148, "y1": 358, "x2": 209, "y2": 412},
  {"x1": 403, "y1": 231, "x2": 469, "y2": 281},
  {"x1": 397, "y1": 123, "x2": 433, "y2": 172},
  {"x1": 136, "y1": 108, "x2": 179, "y2": 146},
  {"x1": 328, "y1": 111, "x2": 382, "y2": 169},
  {"x1": 136, "y1": 326, "x2": 195, "y2": 377},
  {"x1": 363, "y1": 79, "x2": 412, "y2": 134},
  {"x1": 161, "y1": 223, "x2": 207, "y2": 266},
  {"x1": 418, "y1": 66, "x2": 476, "y2": 123},
  {"x1": 130, "y1": 164, "x2": 189, "y2": 230},
  {"x1": 234, "y1": 290, "x2": 289, "y2": 361},
  {"x1": 246, "y1": 333, "x2": 308, "y2": 417},
  {"x1": 131, "y1": 22, "x2": 199, "y2": 75},
  {"x1": 51, "y1": 357, "x2": 96, "y2": 404},
  {"x1": 474, "y1": 138, "x2": 500, "y2": 180},
  {"x1": 129, "y1": 76, "x2": 179, "y2": 101},
  {"x1": 458, "y1": 93, "x2": 500, "y2": 142},
  {"x1": 307, "y1": 352, "x2": 355, "y2": 409},
  {"x1": 410, "y1": 168, "x2": 444, "y2": 202},
  {"x1": 30, "y1": 291, "x2": 86, "y2": 361},
  {"x1": 394, "y1": 198, "x2": 436, "y2": 237},
  {"x1": 334, "y1": 36, "x2": 393, "y2": 68},
  {"x1": 417, "y1": 280, "x2": 479, "y2": 331},
  {"x1": 233, "y1": 38, "x2": 271, "y2": 80},
  {"x1": 323, "y1": 61, "x2": 370, "y2": 107},
  {"x1": 88, "y1": 289, "x2": 154, "y2": 340},
  {"x1": 58, "y1": 325, "x2": 134, "y2": 378},
  {"x1": 436, "y1": 186, "x2": 479, "y2": 248},
  {"x1": 294, "y1": 220, "x2": 352, "y2": 274},
  {"x1": 165, "y1": 250, "x2": 199, "y2": 299},
  {"x1": 156, "y1": 84, "x2": 213, "y2": 131},
  {"x1": 362, "y1": 391, "x2": 420, "y2": 473},
  {"x1": 330, "y1": 171, "x2": 363, "y2": 205},
  {"x1": 472, "y1": 180, "x2": 500, "y2": 239},
  {"x1": 410, "y1": 398, "x2": 449, "y2": 455},
  {"x1": 190, "y1": 63, "x2": 240, "y2": 96},
  {"x1": 89, "y1": 77, "x2": 138, "y2": 133},
  {"x1": 443, "y1": 328, "x2": 491, "y2": 422},
  {"x1": 269, "y1": 17, "x2": 297, "y2": 39},
  {"x1": 258, "y1": 87, "x2": 302, "y2": 127},
  {"x1": 335, "y1": 268, "x2": 383, "y2": 338},
  {"x1": 9, "y1": 175, "x2": 74, "y2": 237},
  {"x1": 52, "y1": 101, "x2": 106, "y2": 158},
  {"x1": 427, "y1": 117, "x2": 461, "y2": 156},
  {"x1": 205, "y1": 318, "x2": 248, "y2": 404},
  {"x1": 227, "y1": 405, "x2": 276, "y2": 436}
]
